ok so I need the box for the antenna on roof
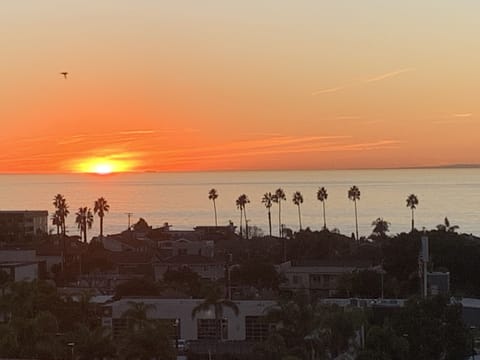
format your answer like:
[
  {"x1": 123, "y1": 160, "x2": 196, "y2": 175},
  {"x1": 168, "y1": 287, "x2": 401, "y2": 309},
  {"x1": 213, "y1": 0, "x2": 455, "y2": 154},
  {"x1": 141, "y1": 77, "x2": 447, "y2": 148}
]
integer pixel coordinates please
[{"x1": 125, "y1": 213, "x2": 133, "y2": 230}]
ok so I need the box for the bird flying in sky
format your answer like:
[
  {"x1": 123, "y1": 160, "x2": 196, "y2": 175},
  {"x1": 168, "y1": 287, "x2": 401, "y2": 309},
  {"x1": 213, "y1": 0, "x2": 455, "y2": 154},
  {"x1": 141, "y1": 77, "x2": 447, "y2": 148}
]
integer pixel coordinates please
[{"x1": 60, "y1": 72, "x2": 68, "y2": 79}]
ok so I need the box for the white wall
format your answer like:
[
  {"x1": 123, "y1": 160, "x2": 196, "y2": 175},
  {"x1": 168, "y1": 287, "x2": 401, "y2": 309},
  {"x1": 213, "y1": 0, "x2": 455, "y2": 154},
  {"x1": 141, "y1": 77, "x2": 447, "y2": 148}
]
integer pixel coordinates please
[
  {"x1": 106, "y1": 298, "x2": 275, "y2": 341},
  {"x1": 0, "y1": 250, "x2": 36, "y2": 262}
]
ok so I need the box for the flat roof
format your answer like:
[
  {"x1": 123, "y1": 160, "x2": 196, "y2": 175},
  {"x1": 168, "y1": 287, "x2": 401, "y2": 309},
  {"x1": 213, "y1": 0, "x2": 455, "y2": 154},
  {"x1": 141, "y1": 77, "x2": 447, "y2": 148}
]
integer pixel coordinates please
[{"x1": 0, "y1": 210, "x2": 48, "y2": 215}]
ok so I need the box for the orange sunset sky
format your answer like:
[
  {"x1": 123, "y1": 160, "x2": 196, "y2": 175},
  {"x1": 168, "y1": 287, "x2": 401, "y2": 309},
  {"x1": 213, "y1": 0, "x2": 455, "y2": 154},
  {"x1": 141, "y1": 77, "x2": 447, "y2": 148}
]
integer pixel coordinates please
[{"x1": 1, "y1": 1, "x2": 480, "y2": 173}]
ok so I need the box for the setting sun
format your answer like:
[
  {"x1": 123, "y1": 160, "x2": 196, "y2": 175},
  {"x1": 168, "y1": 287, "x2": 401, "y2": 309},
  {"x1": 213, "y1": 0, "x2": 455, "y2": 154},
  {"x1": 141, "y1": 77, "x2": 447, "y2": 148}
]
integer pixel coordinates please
[
  {"x1": 70, "y1": 156, "x2": 136, "y2": 174},
  {"x1": 93, "y1": 163, "x2": 114, "y2": 175}
]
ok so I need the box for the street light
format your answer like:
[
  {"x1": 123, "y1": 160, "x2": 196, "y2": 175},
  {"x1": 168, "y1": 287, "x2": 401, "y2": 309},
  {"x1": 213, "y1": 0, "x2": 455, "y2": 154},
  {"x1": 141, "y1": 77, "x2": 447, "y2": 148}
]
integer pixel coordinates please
[
  {"x1": 67, "y1": 342, "x2": 75, "y2": 360},
  {"x1": 471, "y1": 326, "x2": 477, "y2": 360},
  {"x1": 174, "y1": 318, "x2": 179, "y2": 352}
]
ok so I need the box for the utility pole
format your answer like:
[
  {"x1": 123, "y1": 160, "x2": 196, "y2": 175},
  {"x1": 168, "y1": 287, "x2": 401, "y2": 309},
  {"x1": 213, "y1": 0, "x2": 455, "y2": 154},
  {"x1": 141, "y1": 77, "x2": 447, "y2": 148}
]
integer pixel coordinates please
[
  {"x1": 419, "y1": 233, "x2": 429, "y2": 298},
  {"x1": 125, "y1": 213, "x2": 133, "y2": 231}
]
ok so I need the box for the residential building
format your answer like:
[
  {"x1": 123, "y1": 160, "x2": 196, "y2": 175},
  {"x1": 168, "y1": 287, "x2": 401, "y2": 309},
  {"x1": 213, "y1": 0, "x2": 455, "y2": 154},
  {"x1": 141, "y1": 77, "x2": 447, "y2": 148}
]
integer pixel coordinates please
[
  {"x1": 277, "y1": 259, "x2": 377, "y2": 297},
  {"x1": 154, "y1": 254, "x2": 225, "y2": 282},
  {"x1": 0, "y1": 210, "x2": 48, "y2": 242},
  {"x1": 0, "y1": 261, "x2": 46, "y2": 281}
]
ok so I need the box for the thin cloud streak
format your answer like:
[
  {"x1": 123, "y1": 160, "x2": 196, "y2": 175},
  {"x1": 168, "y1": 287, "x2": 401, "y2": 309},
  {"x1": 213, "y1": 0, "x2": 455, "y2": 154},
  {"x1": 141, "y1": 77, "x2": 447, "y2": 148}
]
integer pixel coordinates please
[
  {"x1": 145, "y1": 138, "x2": 401, "y2": 167},
  {"x1": 312, "y1": 85, "x2": 347, "y2": 96},
  {"x1": 453, "y1": 113, "x2": 472, "y2": 118},
  {"x1": 364, "y1": 68, "x2": 416, "y2": 83},
  {"x1": 312, "y1": 67, "x2": 416, "y2": 96}
]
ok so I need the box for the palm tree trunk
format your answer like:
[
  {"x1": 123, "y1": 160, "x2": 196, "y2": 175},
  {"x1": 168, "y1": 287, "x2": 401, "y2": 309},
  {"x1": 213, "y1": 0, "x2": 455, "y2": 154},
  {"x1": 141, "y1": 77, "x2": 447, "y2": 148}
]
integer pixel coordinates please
[
  {"x1": 213, "y1": 200, "x2": 218, "y2": 227},
  {"x1": 411, "y1": 208, "x2": 415, "y2": 232},
  {"x1": 322, "y1": 201, "x2": 327, "y2": 230},
  {"x1": 100, "y1": 216, "x2": 104, "y2": 238},
  {"x1": 278, "y1": 201, "x2": 282, "y2": 238},
  {"x1": 354, "y1": 200, "x2": 359, "y2": 241},
  {"x1": 244, "y1": 207, "x2": 249, "y2": 240},
  {"x1": 268, "y1": 209, "x2": 272, "y2": 237},
  {"x1": 297, "y1": 205, "x2": 302, "y2": 231},
  {"x1": 239, "y1": 209, "x2": 243, "y2": 239}
]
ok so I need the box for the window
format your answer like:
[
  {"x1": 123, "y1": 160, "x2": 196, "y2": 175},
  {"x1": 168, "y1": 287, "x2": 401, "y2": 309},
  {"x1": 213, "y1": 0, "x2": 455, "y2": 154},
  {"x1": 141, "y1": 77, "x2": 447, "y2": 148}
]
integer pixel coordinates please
[
  {"x1": 112, "y1": 318, "x2": 128, "y2": 338},
  {"x1": 197, "y1": 319, "x2": 227, "y2": 340},
  {"x1": 292, "y1": 275, "x2": 301, "y2": 285},
  {"x1": 245, "y1": 316, "x2": 272, "y2": 341}
]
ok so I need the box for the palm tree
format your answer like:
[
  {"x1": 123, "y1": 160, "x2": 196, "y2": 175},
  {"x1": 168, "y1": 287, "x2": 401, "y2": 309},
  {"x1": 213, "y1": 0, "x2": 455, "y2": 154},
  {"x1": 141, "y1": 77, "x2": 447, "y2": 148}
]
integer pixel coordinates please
[
  {"x1": 371, "y1": 217, "x2": 390, "y2": 238},
  {"x1": 208, "y1": 189, "x2": 219, "y2": 227},
  {"x1": 191, "y1": 291, "x2": 239, "y2": 341},
  {"x1": 436, "y1": 217, "x2": 459, "y2": 233},
  {"x1": 53, "y1": 194, "x2": 69, "y2": 236},
  {"x1": 272, "y1": 188, "x2": 286, "y2": 237},
  {"x1": 51, "y1": 212, "x2": 62, "y2": 235},
  {"x1": 235, "y1": 197, "x2": 244, "y2": 239},
  {"x1": 120, "y1": 321, "x2": 174, "y2": 360},
  {"x1": 406, "y1": 194, "x2": 419, "y2": 232},
  {"x1": 71, "y1": 324, "x2": 116, "y2": 360},
  {"x1": 93, "y1": 197, "x2": 109, "y2": 238},
  {"x1": 236, "y1": 194, "x2": 250, "y2": 240},
  {"x1": 317, "y1": 187, "x2": 328, "y2": 230},
  {"x1": 75, "y1": 207, "x2": 94, "y2": 243},
  {"x1": 348, "y1": 186, "x2": 361, "y2": 240},
  {"x1": 262, "y1": 192, "x2": 274, "y2": 237},
  {"x1": 121, "y1": 301, "x2": 157, "y2": 331},
  {"x1": 292, "y1": 191, "x2": 304, "y2": 231}
]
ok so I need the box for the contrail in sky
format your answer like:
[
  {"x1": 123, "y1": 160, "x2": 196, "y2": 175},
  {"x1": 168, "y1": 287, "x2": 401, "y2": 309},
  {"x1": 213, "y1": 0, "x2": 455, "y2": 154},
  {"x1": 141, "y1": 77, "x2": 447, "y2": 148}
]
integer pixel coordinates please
[{"x1": 312, "y1": 67, "x2": 416, "y2": 95}]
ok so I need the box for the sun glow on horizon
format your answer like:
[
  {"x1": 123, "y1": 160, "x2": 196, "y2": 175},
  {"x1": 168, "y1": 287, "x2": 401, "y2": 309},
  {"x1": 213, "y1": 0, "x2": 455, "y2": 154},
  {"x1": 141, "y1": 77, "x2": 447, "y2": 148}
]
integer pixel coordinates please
[{"x1": 71, "y1": 156, "x2": 137, "y2": 174}]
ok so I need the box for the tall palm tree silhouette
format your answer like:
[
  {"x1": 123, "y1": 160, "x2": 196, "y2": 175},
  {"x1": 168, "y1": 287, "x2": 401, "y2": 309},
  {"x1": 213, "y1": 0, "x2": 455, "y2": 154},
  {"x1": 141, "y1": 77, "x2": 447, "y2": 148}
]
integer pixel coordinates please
[
  {"x1": 53, "y1": 194, "x2": 69, "y2": 236},
  {"x1": 236, "y1": 194, "x2": 250, "y2": 240},
  {"x1": 317, "y1": 187, "x2": 328, "y2": 230},
  {"x1": 94, "y1": 197, "x2": 109, "y2": 238},
  {"x1": 272, "y1": 188, "x2": 286, "y2": 237},
  {"x1": 348, "y1": 186, "x2": 361, "y2": 240},
  {"x1": 262, "y1": 192, "x2": 274, "y2": 237},
  {"x1": 208, "y1": 189, "x2": 219, "y2": 227},
  {"x1": 75, "y1": 207, "x2": 94, "y2": 243},
  {"x1": 406, "y1": 194, "x2": 419, "y2": 232},
  {"x1": 292, "y1": 191, "x2": 304, "y2": 231},
  {"x1": 235, "y1": 197, "x2": 244, "y2": 239}
]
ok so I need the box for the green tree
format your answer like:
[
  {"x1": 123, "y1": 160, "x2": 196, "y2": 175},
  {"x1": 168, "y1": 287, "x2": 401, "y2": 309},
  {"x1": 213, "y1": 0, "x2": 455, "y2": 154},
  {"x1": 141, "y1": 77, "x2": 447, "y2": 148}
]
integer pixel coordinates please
[
  {"x1": 71, "y1": 324, "x2": 116, "y2": 360},
  {"x1": 292, "y1": 191, "x2": 304, "y2": 231},
  {"x1": 75, "y1": 207, "x2": 94, "y2": 243},
  {"x1": 119, "y1": 321, "x2": 174, "y2": 360},
  {"x1": 357, "y1": 325, "x2": 409, "y2": 360},
  {"x1": 272, "y1": 188, "x2": 286, "y2": 237},
  {"x1": 371, "y1": 217, "x2": 391, "y2": 238},
  {"x1": 115, "y1": 278, "x2": 162, "y2": 298},
  {"x1": 317, "y1": 187, "x2": 328, "y2": 230},
  {"x1": 393, "y1": 296, "x2": 468, "y2": 360},
  {"x1": 264, "y1": 292, "x2": 360, "y2": 359},
  {"x1": 262, "y1": 192, "x2": 274, "y2": 237},
  {"x1": 208, "y1": 188, "x2": 219, "y2": 227},
  {"x1": 93, "y1": 197, "x2": 109, "y2": 238},
  {"x1": 406, "y1": 194, "x2": 419, "y2": 232},
  {"x1": 348, "y1": 185, "x2": 361, "y2": 240},
  {"x1": 0, "y1": 270, "x2": 10, "y2": 296},
  {"x1": 436, "y1": 217, "x2": 459, "y2": 233},
  {"x1": 230, "y1": 260, "x2": 281, "y2": 290}
]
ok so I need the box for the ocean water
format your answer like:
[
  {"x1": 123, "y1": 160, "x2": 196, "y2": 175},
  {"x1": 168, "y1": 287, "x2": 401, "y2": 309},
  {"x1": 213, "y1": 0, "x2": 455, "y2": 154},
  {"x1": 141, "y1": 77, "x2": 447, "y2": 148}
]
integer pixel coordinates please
[{"x1": 0, "y1": 169, "x2": 479, "y2": 238}]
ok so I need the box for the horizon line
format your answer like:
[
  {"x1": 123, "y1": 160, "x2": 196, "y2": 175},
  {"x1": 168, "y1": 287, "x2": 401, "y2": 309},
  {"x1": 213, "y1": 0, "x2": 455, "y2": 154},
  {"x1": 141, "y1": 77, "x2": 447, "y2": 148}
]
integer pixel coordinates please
[{"x1": 0, "y1": 163, "x2": 479, "y2": 175}]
